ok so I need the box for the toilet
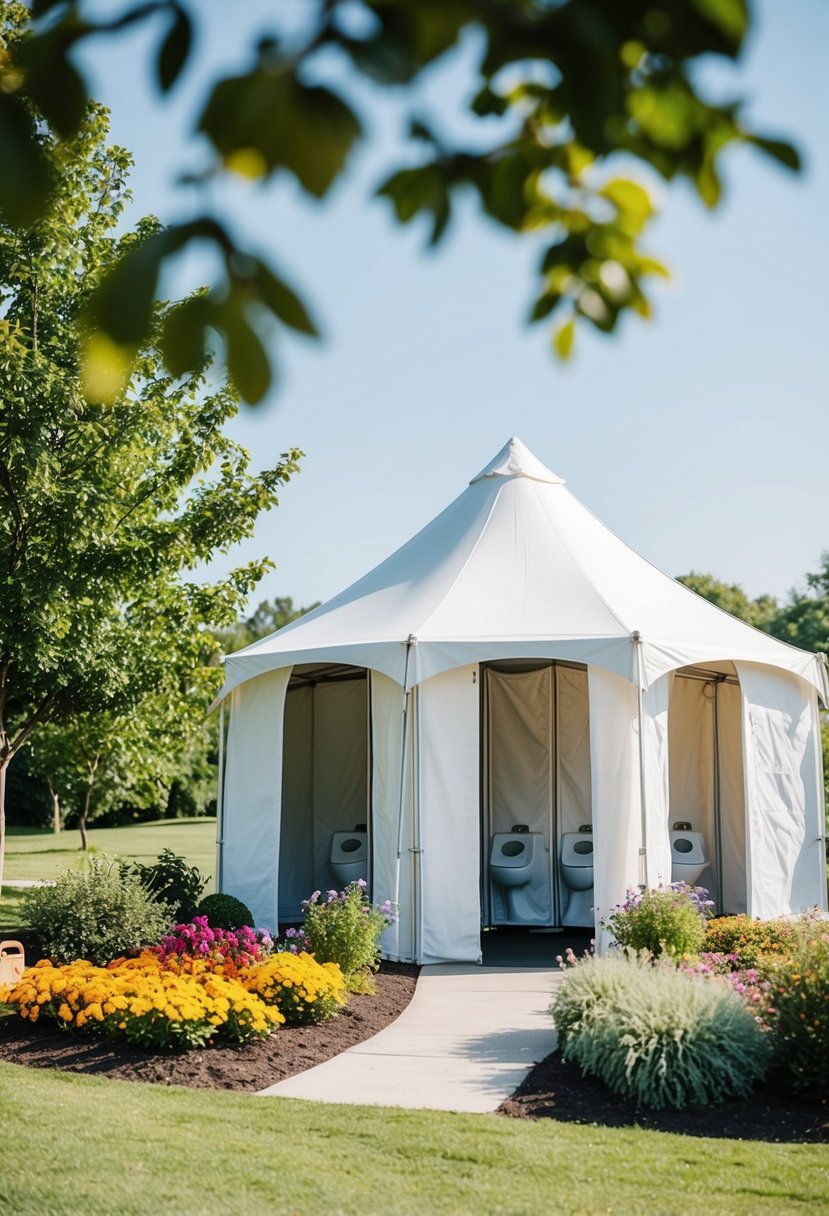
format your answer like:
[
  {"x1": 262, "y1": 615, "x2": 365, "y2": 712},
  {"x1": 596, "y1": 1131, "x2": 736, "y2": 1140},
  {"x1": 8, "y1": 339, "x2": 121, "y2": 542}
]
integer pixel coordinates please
[
  {"x1": 670, "y1": 821, "x2": 708, "y2": 886},
  {"x1": 489, "y1": 828, "x2": 550, "y2": 925},
  {"x1": 560, "y1": 826, "x2": 594, "y2": 927},
  {"x1": 330, "y1": 827, "x2": 368, "y2": 888}
]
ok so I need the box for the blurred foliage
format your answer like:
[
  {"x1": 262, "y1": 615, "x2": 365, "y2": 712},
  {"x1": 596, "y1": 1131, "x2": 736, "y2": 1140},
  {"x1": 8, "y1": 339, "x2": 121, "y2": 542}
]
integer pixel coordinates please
[
  {"x1": 0, "y1": 99, "x2": 301, "y2": 885},
  {"x1": 0, "y1": 0, "x2": 800, "y2": 401},
  {"x1": 677, "y1": 572, "x2": 780, "y2": 632}
]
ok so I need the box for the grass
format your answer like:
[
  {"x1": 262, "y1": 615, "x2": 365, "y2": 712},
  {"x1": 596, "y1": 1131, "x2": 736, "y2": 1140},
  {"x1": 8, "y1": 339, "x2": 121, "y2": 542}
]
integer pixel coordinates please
[
  {"x1": 0, "y1": 1065, "x2": 827, "y2": 1216},
  {"x1": 1, "y1": 820, "x2": 217, "y2": 939},
  {"x1": 2, "y1": 819, "x2": 217, "y2": 885}
]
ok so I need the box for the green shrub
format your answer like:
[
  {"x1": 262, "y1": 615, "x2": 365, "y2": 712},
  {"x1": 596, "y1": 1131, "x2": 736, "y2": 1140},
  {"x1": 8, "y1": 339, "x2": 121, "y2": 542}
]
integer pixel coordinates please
[
  {"x1": 301, "y1": 881, "x2": 398, "y2": 991},
  {"x1": 551, "y1": 952, "x2": 771, "y2": 1110},
  {"x1": 703, "y1": 915, "x2": 799, "y2": 969},
  {"x1": 602, "y1": 883, "x2": 713, "y2": 959},
  {"x1": 123, "y1": 848, "x2": 209, "y2": 923},
  {"x1": 23, "y1": 856, "x2": 173, "y2": 965},
  {"x1": 763, "y1": 928, "x2": 829, "y2": 1099},
  {"x1": 196, "y1": 892, "x2": 253, "y2": 930}
]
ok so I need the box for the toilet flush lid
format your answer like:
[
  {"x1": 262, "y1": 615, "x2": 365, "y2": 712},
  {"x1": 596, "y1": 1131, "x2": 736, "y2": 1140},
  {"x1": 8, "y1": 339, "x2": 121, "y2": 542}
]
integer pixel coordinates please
[
  {"x1": 560, "y1": 834, "x2": 594, "y2": 866},
  {"x1": 331, "y1": 831, "x2": 368, "y2": 863},
  {"x1": 490, "y1": 833, "x2": 536, "y2": 867},
  {"x1": 669, "y1": 831, "x2": 706, "y2": 865}
]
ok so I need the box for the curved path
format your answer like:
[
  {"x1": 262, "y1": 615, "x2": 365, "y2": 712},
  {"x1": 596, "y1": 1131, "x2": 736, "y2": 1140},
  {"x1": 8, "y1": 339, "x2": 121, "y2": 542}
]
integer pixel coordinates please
[{"x1": 258, "y1": 963, "x2": 564, "y2": 1113}]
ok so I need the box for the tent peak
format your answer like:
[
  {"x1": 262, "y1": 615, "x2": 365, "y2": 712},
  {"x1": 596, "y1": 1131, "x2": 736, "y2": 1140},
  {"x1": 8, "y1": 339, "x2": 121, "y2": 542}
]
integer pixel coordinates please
[{"x1": 469, "y1": 437, "x2": 565, "y2": 486}]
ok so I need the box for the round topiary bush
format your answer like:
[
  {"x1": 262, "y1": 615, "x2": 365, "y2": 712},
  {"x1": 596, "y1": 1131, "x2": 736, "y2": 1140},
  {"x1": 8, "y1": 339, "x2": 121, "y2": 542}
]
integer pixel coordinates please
[{"x1": 196, "y1": 892, "x2": 254, "y2": 930}]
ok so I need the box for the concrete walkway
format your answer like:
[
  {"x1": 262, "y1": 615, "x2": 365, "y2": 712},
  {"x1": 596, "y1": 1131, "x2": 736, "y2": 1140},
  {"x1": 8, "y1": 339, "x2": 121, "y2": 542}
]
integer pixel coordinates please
[{"x1": 259, "y1": 963, "x2": 564, "y2": 1113}]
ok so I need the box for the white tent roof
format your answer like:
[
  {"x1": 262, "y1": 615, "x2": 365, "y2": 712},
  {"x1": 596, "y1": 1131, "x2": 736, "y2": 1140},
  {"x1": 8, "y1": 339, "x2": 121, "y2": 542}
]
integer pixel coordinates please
[{"x1": 221, "y1": 438, "x2": 828, "y2": 700}]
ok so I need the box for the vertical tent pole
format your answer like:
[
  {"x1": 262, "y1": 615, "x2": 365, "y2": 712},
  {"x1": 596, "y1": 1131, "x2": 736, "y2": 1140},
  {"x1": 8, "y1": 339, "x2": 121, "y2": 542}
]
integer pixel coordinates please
[
  {"x1": 215, "y1": 698, "x2": 226, "y2": 893},
  {"x1": 393, "y1": 636, "x2": 416, "y2": 958},
  {"x1": 633, "y1": 632, "x2": 650, "y2": 889}
]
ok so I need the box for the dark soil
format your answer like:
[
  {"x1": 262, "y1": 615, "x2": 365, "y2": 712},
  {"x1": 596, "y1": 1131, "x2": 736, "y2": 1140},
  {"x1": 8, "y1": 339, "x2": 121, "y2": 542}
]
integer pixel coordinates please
[
  {"x1": 2, "y1": 944, "x2": 827, "y2": 1144},
  {"x1": 499, "y1": 1050, "x2": 829, "y2": 1144},
  {"x1": 0, "y1": 961, "x2": 419, "y2": 1092}
]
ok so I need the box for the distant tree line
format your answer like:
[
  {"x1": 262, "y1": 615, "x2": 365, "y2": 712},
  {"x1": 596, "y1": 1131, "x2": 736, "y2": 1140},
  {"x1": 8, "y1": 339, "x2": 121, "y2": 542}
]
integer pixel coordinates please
[{"x1": 6, "y1": 597, "x2": 317, "y2": 838}]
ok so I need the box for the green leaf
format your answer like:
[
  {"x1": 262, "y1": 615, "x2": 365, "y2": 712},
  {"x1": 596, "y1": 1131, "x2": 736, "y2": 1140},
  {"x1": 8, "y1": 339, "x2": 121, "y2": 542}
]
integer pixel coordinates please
[
  {"x1": 199, "y1": 69, "x2": 361, "y2": 198},
  {"x1": 553, "y1": 317, "x2": 575, "y2": 360},
  {"x1": 157, "y1": 5, "x2": 193, "y2": 94},
  {"x1": 161, "y1": 296, "x2": 211, "y2": 378},
  {"x1": 221, "y1": 298, "x2": 271, "y2": 405},
  {"x1": 600, "y1": 179, "x2": 654, "y2": 226},
  {"x1": 0, "y1": 93, "x2": 52, "y2": 225},
  {"x1": 693, "y1": 0, "x2": 748, "y2": 44},
  {"x1": 18, "y1": 25, "x2": 88, "y2": 140},
  {"x1": 254, "y1": 263, "x2": 319, "y2": 337},
  {"x1": 747, "y1": 134, "x2": 801, "y2": 173},
  {"x1": 376, "y1": 165, "x2": 451, "y2": 245},
  {"x1": 529, "y1": 292, "x2": 562, "y2": 323}
]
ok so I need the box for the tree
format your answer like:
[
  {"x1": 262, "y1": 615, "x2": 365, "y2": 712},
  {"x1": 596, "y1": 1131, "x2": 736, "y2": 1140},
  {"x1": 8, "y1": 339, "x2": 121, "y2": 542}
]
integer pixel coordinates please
[
  {"x1": 216, "y1": 597, "x2": 320, "y2": 655},
  {"x1": 0, "y1": 1, "x2": 800, "y2": 402},
  {"x1": 768, "y1": 554, "x2": 829, "y2": 657},
  {"x1": 678, "y1": 562, "x2": 829, "y2": 812},
  {"x1": 0, "y1": 98, "x2": 301, "y2": 891},
  {"x1": 676, "y1": 572, "x2": 779, "y2": 632}
]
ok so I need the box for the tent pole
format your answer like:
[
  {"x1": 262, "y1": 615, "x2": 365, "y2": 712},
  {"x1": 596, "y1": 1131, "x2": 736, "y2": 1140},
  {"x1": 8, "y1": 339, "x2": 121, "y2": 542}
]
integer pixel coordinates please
[
  {"x1": 393, "y1": 637, "x2": 416, "y2": 958},
  {"x1": 215, "y1": 699, "x2": 226, "y2": 893},
  {"x1": 633, "y1": 633, "x2": 650, "y2": 889}
]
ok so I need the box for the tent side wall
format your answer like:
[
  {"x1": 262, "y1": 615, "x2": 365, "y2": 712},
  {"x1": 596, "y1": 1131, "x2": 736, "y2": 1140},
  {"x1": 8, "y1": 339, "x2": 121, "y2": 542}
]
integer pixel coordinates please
[
  {"x1": 221, "y1": 668, "x2": 291, "y2": 931},
  {"x1": 735, "y1": 663, "x2": 827, "y2": 916}
]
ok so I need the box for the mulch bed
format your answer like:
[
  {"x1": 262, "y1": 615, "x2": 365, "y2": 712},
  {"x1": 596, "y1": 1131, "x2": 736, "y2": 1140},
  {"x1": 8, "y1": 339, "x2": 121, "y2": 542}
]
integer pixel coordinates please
[
  {"x1": 499, "y1": 1050, "x2": 829, "y2": 1144},
  {"x1": 2, "y1": 954, "x2": 828, "y2": 1144},
  {"x1": 0, "y1": 961, "x2": 419, "y2": 1092}
]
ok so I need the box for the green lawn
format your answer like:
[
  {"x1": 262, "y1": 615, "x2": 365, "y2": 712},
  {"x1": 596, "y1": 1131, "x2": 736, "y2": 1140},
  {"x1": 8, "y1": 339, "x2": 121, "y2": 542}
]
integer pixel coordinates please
[
  {"x1": 1, "y1": 819, "x2": 217, "y2": 937},
  {"x1": 2, "y1": 819, "x2": 217, "y2": 884},
  {"x1": 0, "y1": 1065, "x2": 826, "y2": 1216}
]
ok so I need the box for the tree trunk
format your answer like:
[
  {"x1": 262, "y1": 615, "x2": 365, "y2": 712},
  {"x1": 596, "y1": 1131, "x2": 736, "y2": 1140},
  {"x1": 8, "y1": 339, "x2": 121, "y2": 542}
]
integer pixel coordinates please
[
  {"x1": 0, "y1": 755, "x2": 7, "y2": 895},
  {"x1": 48, "y1": 781, "x2": 61, "y2": 834}
]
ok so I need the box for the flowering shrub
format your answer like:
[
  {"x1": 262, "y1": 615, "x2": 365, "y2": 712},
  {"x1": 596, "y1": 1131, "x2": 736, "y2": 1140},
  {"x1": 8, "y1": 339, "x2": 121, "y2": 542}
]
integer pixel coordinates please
[
  {"x1": 702, "y1": 915, "x2": 800, "y2": 969},
  {"x1": 279, "y1": 927, "x2": 312, "y2": 955},
  {"x1": 23, "y1": 856, "x2": 173, "y2": 965},
  {"x1": 0, "y1": 954, "x2": 283, "y2": 1049},
  {"x1": 154, "y1": 917, "x2": 273, "y2": 978},
  {"x1": 602, "y1": 883, "x2": 714, "y2": 959},
  {"x1": 762, "y1": 929, "x2": 829, "y2": 1098},
  {"x1": 242, "y1": 952, "x2": 346, "y2": 1024},
  {"x1": 551, "y1": 952, "x2": 770, "y2": 1109},
  {"x1": 301, "y1": 881, "x2": 398, "y2": 991}
]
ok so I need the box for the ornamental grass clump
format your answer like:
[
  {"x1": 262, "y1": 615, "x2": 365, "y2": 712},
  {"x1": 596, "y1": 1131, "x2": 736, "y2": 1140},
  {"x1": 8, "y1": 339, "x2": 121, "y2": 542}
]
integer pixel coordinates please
[
  {"x1": 301, "y1": 881, "x2": 398, "y2": 992},
  {"x1": 551, "y1": 952, "x2": 771, "y2": 1110},
  {"x1": 603, "y1": 883, "x2": 713, "y2": 959},
  {"x1": 23, "y1": 856, "x2": 173, "y2": 965},
  {"x1": 242, "y1": 952, "x2": 346, "y2": 1024},
  {"x1": 0, "y1": 954, "x2": 283, "y2": 1049}
]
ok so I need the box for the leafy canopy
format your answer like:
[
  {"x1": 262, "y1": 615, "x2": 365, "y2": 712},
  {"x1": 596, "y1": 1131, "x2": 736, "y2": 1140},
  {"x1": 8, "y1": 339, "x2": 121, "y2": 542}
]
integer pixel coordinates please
[
  {"x1": 0, "y1": 96, "x2": 300, "y2": 887},
  {"x1": 0, "y1": 0, "x2": 800, "y2": 402}
]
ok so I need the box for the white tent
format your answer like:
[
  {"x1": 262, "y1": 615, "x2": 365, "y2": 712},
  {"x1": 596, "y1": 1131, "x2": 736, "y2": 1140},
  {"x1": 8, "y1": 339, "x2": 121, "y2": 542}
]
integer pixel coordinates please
[{"x1": 216, "y1": 438, "x2": 828, "y2": 962}]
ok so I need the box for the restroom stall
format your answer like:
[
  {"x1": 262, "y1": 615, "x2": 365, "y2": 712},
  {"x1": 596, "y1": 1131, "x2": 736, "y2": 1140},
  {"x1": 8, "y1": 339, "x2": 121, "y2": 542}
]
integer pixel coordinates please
[
  {"x1": 278, "y1": 665, "x2": 370, "y2": 922},
  {"x1": 668, "y1": 666, "x2": 747, "y2": 914},
  {"x1": 481, "y1": 662, "x2": 593, "y2": 927}
]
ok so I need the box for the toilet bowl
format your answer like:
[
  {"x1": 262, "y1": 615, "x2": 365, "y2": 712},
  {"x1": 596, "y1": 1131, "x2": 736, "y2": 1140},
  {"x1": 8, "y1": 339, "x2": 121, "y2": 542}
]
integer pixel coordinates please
[
  {"x1": 560, "y1": 827, "x2": 594, "y2": 927},
  {"x1": 670, "y1": 823, "x2": 708, "y2": 886},
  {"x1": 489, "y1": 830, "x2": 550, "y2": 925},
  {"x1": 330, "y1": 828, "x2": 368, "y2": 888}
]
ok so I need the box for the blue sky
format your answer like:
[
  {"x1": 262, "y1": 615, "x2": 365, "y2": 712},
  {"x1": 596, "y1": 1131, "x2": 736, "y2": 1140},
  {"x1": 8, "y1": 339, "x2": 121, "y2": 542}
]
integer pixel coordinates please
[{"x1": 80, "y1": 1, "x2": 828, "y2": 612}]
